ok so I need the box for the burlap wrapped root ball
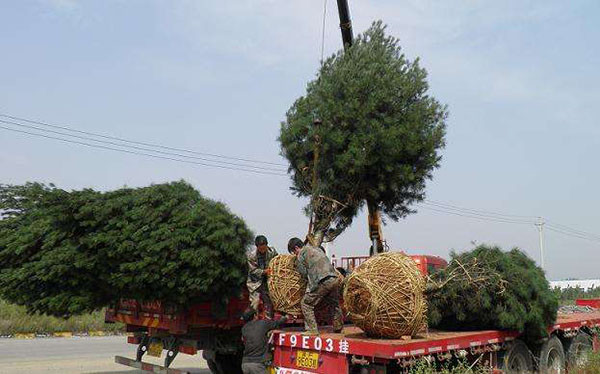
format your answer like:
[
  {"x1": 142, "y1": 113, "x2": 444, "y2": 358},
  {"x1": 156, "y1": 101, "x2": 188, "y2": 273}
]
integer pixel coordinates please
[
  {"x1": 268, "y1": 255, "x2": 307, "y2": 316},
  {"x1": 343, "y1": 252, "x2": 427, "y2": 338},
  {"x1": 268, "y1": 254, "x2": 345, "y2": 319}
]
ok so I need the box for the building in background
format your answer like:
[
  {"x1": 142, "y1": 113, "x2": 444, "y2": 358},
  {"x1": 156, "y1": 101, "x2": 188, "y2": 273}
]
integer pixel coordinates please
[{"x1": 550, "y1": 279, "x2": 600, "y2": 291}]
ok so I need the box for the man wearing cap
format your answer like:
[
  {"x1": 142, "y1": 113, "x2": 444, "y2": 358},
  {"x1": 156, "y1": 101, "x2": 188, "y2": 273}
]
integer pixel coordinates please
[
  {"x1": 287, "y1": 237, "x2": 343, "y2": 335},
  {"x1": 247, "y1": 235, "x2": 278, "y2": 318}
]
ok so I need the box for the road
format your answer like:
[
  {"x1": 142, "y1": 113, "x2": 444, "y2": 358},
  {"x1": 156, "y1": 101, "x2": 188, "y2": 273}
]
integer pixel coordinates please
[{"x1": 0, "y1": 336, "x2": 211, "y2": 374}]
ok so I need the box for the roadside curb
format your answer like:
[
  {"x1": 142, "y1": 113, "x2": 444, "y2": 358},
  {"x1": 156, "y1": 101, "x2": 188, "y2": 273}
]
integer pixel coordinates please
[{"x1": 1, "y1": 331, "x2": 124, "y2": 339}]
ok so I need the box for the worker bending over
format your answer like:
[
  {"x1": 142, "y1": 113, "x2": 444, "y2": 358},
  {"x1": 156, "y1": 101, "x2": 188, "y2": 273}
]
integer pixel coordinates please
[
  {"x1": 288, "y1": 237, "x2": 343, "y2": 335},
  {"x1": 247, "y1": 235, "x2": 278, "y2": 318},
  {"x1": 241, "y1": 310, "x2": 287, "y2": 374}
]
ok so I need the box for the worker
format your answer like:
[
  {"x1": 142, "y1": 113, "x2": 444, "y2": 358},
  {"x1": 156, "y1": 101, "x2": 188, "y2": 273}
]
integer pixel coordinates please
[
  {"x1": 241, "y1": 310, "x2": 288, "y2": 374},
  {"x1": 287, "y1": 237, "x2": 343, "y2": 335},
  {"x1": 247, "y1": 235, "x2": 278, "y2": 318}
]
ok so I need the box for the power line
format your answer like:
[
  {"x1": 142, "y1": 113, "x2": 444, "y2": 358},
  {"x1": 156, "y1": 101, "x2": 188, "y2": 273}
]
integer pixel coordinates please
[
  {"x1": 0, "y1": 125, "x2": 287, "y2": 177},
  {"x1": 546, "y1": 226, "x2": 600, "y2": 243},
  {"x1": 0, "y1": 113, "x2": 287, "y2": 167},
  {"x1": 421, "y1": 201, "x2": 535, "y2": 224},
  {"x1": 422, "y1": 201, "x2": 600, "y2": 243},
  {"x1": 425, "y1": 199, "x2": 537, "y2": 220},
  {"x1": 545, "y1": 220, "x2": 600, "y2": 241},
  {"x1": 419, "y1": 205, "x2": 534, "y2": 225},
  {"x1": 2, "y1": 113, "x2": 598, "y2": 242},
  {"x1": 0, "y1": 119, "x2": 286, "y2": 173}
]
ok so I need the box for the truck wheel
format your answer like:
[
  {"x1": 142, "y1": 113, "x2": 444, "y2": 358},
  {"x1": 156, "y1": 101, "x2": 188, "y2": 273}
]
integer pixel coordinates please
[
  {"x1": 539, "y1": 336, "x2": 566, "y2": 374},
  {"x1": 498, "y1": 339, "x2": 533, "y2": 374},
  {"x1": 565, "y1": 332, "x2": 593, "y2": 369}
]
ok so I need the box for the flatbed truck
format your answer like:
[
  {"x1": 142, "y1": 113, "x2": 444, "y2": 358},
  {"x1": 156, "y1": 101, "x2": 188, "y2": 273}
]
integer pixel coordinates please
[
  {"x1": 269, "y1": 311, "x2": 600, "y2": 374},
  {"x1": 106, "y1": 253, "x2": 600, "y2": 374},
  {"x1": 107, "y1": 296, "x2": 600, "y2": 374}
]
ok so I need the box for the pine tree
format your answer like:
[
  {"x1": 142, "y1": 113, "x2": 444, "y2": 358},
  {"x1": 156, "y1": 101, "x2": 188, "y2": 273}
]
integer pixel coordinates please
[
  {"x1": 427, "y1": 245, "x2": 559, "y2": 342},
  {"x1": 278, "y1": 21, "x2": 447, "y2": 243},
  {"x1": 0, "y1": 181, "x2": 253, "y2": 316}
]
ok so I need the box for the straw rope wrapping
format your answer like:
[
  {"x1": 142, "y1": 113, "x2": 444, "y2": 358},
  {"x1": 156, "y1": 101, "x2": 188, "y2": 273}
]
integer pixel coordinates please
[
  {"x1": 267, "y1": 255, "x2": 307, "y2": 315},
  {"x1": 268, "y1": 254, "x2": 345, "y2": 318},
  {"x1": 343, "y1": 252, "x2": 427, "y2": 338}
]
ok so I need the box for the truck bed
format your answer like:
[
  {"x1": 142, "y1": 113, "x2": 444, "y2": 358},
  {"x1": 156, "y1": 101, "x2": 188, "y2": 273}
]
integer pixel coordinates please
[{"x1": 272, "y1": 311, "x2": 600, "y2": 361}]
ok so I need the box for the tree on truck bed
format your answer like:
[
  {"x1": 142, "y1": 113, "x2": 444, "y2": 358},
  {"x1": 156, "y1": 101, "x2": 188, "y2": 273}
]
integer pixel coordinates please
[{"x1": 0, "y1": 181, "x2": 253, "y2": 316}]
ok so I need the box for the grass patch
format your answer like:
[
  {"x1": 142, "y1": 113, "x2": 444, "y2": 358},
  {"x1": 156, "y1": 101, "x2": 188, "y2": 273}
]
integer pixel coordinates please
[
  {"x1": 407, "y1": 359, "x2": 491, "y2": 374},
  {"x1": 0, "y1": 299, "x2": 123, "y2": 335},
  {"x1": 571, "y1": 350, "x2": 600, "y2": 374},
  {"x1": 406, "y1": 350, "x2": 600, "y2": 373}
]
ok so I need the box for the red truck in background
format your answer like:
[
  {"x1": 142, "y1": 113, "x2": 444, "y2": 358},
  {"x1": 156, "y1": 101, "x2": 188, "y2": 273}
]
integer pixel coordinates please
[{"x1": 332, "y1": 255, "x2": 448, "y2": 276}]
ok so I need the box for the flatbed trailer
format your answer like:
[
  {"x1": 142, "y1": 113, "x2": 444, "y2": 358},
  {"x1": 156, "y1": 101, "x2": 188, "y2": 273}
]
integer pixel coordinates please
[
  {"x1": 105, "y1": 295, "x2": 251, "y2": 374},
  {"x1": 269, "y1": 311, "x2": 600, "y2": 374}
]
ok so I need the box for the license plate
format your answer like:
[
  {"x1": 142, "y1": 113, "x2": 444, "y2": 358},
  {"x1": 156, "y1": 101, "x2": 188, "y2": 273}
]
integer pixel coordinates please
[
  {"x1": 147, "y1": 341, "x2": 163, "y2": 357},
  {"x1": 274, "y1": 368, "x2": 317, "y2": 374},
  {"x1": 296, "y1": 350, "x2": 319, "y2": 370}
]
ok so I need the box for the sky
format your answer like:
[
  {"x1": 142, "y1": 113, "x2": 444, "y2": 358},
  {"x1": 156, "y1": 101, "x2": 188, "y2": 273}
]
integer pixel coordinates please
[{"x1": 1, "y1": 0, "x2": 598, "y2": 280}]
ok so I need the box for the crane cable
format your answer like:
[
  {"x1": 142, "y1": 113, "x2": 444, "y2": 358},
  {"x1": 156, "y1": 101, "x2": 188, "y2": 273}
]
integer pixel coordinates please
[{"x1": 320, "y1": 0, "x2": 328, "y2": 63}]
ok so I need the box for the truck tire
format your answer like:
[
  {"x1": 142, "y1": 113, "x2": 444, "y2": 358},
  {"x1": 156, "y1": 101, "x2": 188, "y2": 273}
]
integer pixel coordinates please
[
  {"x1": 538, "y1": 336, "x2": 566, "y2": 374},
  {"x1": 498, "y1": 339, "x2": 533, "y2": 374},
  {"x1": 565, "y1": 332, "x2": 593, "y2": 369}
]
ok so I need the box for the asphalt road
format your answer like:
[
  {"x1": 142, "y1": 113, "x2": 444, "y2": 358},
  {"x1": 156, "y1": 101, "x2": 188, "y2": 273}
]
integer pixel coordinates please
[{"x1": 0, "y1": 336, "x2": 211, "y2": 374}]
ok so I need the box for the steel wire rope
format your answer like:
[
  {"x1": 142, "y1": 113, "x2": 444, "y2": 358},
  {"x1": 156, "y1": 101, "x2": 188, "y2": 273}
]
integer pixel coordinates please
[
  {"x1": 0, "y1": 112, "x2": 287, "y2": 167},
  {"x1": 320, "y1": 0, "x2": 328, "y2": 63},
  {"x1": 0, "y1": 125, "x2": 287, "y2": 176},
  {"x1": 0, "y1": 119, "x2": 286, "y2": 173}
]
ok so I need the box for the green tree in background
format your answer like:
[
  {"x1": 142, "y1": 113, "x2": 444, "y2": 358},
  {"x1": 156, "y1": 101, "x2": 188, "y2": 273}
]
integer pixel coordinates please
[
  {"x1": 0, "y1": 181, "x2": 253, "y2": 316},
  {"x1": 279, "y1": 21, "x2": 447, "y2": 245}
]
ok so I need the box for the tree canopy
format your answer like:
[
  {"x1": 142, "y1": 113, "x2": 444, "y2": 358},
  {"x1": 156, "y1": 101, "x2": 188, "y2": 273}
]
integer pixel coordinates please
[
  {"x1": 0, "y1": 181, "x2": 253, "y2": 316},
  {"x1": 279, "y1": 21, "x2": 447, "y2": 242}
]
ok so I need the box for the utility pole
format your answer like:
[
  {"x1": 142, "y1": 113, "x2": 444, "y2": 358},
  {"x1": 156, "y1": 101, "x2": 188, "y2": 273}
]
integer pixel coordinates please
[{"x1": 535, "y1": 217, "x2": 546, "y2": 270}]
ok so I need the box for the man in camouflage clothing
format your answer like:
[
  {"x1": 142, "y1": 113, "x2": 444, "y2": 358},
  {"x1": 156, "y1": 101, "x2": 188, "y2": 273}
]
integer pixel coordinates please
[
  {"x1": 247, "y1": 235, "x2": 278, "y2": 318},
  {"x1": 288, "y1": 237, "x2": 343, "y2": 335}
]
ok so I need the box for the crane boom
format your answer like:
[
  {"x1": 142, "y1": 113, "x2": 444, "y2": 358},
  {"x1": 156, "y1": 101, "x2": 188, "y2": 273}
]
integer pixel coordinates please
[{"x1": 336, "y1": 0, "x2": 354, "y2": 50}]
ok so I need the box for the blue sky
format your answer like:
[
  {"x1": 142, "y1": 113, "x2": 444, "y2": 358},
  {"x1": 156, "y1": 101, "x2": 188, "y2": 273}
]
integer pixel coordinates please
[{"x1": 1, "y1": 0, "x2": 598, "y2": 280}]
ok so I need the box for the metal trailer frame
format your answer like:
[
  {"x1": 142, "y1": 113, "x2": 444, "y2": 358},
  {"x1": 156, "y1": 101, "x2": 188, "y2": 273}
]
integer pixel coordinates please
[{"x1": 269, "y1": 312, "x2": 600, "y2": 373}]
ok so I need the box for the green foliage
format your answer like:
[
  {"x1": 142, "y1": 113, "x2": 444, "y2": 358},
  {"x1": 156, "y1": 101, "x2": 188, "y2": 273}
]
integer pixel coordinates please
[
  {"x1": 0, "y1": 181, "x2": 253, "y2": 316},
  {"x1": 427, "y1": 245, "x2": 559, "y2": 342},
  {"x1": 408, "y1": 357, "x2": 489, "y2": 374},
  {"x1": 0, "y1": 299, "x2": 123, "y2": 335},
  {"x1": 278, "y1": 21, "x2": 447, "y2": 234},
  {"x1": 554, "y1": 286, "x2": 600, "y2": 304},
  {"x1": 571, "y1": 350, "x2": 600, "y2": 374}
]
